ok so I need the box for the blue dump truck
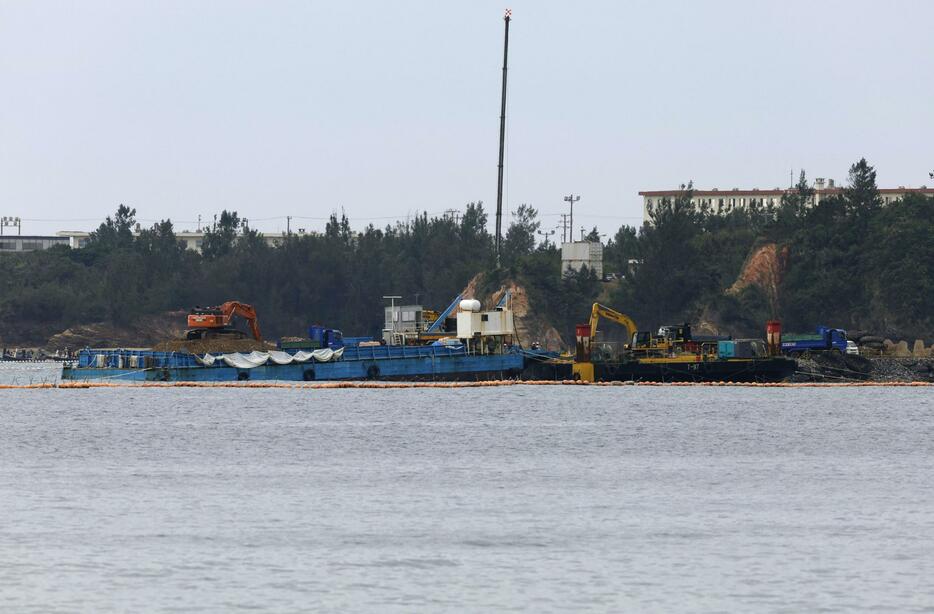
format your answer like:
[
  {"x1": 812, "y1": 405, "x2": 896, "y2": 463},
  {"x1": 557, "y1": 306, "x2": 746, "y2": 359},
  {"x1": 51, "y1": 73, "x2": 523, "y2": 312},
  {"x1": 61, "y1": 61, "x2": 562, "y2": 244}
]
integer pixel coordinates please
[{"x1": 780, "y1": 326, "x2": 848, "y2": 356}]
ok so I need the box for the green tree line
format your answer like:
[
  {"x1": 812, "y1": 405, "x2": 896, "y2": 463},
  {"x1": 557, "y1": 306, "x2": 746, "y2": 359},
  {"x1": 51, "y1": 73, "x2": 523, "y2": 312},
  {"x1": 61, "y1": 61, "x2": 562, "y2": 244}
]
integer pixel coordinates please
[
  {"x1": 0, "y1": 158, "x2": 929, "y2": 346},
  {"x1": 608, "y1": 158, "x2": 933, "y2": 339}
]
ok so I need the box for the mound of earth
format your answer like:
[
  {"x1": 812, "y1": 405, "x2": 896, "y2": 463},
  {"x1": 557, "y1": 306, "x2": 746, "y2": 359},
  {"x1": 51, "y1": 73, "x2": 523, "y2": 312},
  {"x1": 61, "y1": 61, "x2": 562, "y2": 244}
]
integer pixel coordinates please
[
  {"x1": 152, "y1": 338, "x2": 273, "y2": 354},
  {"x1": 45, "y1": 311, "x2": 188, "y2": 350}
]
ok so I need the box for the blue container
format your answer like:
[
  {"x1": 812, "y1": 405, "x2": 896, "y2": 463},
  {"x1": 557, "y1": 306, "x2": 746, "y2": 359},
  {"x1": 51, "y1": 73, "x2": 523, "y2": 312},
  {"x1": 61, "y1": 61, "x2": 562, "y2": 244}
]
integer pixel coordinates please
[
  {"x1": 308, "y1": 325, "x2": 326, "y2": 344},
  {"x1": 718, "y1": 340, "x2": 735, "y2": 358}
]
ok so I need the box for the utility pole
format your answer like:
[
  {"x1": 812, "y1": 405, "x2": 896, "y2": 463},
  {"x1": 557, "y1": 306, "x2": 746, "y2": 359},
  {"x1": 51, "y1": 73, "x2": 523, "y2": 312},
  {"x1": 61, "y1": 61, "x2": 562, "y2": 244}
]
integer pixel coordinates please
[
  {"x1": 559, "y1": 214, "x2": 569, "y2": 243},
  {"x1": 286, "y1": 215, "x2": 292, "y2": 234},
  {"x1": 564, "y1": 194, "x2": 580, "y2": 242},
  {"x1": 537, "y1": 228, "x2": 555, "y2": 246},
  {"x1": 494, "y1": 8, "x2": 512, "y2": 267}
]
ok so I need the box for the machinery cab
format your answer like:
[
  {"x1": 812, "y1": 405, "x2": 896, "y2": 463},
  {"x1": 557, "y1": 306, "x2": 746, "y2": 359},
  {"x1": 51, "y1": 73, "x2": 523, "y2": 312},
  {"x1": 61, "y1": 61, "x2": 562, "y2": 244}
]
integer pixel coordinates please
[
  {"x1": 188, "y1": 306, "x2": 226, "y2": 329},
  {"x1": 658, "y1": 323, "x2": 692, "y2": 343},
  {"x1": 631, "y1": 331, "x2": 652, "y2": 348},
  {"x1": 185, "y1": 301, "x2": 262, "y2": 341},
  {"x1": 630, "y1": 324, "x2": 700, "y2": 358}
]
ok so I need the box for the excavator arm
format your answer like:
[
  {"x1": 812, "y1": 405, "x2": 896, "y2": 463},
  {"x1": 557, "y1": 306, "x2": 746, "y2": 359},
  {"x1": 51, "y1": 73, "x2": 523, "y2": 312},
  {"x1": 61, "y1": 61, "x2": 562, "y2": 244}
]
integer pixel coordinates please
[
  {"x1": 589, "y1": 303, "x2": 637, "y2": 346},
  {"x1": 573, "y1": 303, "x2": 638, "y2": 383},
  {"x1": 221, "y1": 301, "x2": 263, "y2": 342}
]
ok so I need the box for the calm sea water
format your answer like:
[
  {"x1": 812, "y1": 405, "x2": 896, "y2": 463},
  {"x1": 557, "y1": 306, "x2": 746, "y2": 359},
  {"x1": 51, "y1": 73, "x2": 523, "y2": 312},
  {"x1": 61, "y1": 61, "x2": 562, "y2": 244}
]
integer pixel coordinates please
[{"x1": 1, "y1": 386, "x2": 933, "y2": 612}]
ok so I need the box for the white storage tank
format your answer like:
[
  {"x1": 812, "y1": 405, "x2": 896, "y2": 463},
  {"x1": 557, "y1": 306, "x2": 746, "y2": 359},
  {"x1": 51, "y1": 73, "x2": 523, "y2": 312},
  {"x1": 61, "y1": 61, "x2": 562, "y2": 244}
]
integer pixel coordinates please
[{"x1": 459, "y1": 299, "x2": 482, "y2": 312}]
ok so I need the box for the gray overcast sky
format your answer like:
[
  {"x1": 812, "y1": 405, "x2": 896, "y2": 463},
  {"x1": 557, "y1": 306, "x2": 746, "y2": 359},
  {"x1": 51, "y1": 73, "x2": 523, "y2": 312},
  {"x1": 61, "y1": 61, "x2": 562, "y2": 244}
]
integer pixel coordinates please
[{"x1": 1, "y1": 0, "x2": 932, "y2": 237}]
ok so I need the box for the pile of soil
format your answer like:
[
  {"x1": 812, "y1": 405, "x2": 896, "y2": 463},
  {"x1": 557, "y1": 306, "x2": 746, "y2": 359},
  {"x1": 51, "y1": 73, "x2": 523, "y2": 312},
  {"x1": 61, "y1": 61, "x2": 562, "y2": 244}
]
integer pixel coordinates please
[
  {"x1": 152, "y1": 338, "x2": 273, "y2": 354},
  {"x1": 45, "y1": 311, "x2": 187, "y2": 351}
]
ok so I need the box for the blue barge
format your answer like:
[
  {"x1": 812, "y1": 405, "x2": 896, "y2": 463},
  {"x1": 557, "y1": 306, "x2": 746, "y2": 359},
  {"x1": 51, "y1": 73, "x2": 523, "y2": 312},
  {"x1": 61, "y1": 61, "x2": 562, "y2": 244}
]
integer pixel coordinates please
[{"x1": 62, "y1": 344, "x2": 525, "y2": 383}]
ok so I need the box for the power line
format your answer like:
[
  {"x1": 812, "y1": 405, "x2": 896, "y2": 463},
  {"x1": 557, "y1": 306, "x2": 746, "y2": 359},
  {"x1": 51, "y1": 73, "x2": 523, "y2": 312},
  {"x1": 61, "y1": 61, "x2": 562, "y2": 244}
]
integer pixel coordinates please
[{"x1": 539, "y1": 212, "x2": 643, "y2": 220}]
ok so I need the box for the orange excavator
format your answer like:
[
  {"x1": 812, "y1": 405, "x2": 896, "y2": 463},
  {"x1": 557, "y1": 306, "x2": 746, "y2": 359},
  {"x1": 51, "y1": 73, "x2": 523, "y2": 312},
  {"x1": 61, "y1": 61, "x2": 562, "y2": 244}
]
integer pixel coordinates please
[{"x1": 185, "y1": 301, "x2": 262, "y2": 341}]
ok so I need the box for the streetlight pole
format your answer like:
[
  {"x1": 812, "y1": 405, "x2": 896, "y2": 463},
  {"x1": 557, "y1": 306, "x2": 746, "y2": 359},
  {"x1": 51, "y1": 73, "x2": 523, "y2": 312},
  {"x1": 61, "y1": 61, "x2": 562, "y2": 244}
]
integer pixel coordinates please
[{"x1": 537, "y1": 229, "x2": 555, "y2": 247}]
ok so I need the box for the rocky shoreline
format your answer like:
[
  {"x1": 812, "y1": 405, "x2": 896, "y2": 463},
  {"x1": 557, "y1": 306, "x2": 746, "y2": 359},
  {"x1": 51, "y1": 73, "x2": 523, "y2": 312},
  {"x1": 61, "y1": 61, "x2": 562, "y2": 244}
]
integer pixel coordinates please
[{"x1": 795, "y1": 354, "x2": 934, "y2": 383}]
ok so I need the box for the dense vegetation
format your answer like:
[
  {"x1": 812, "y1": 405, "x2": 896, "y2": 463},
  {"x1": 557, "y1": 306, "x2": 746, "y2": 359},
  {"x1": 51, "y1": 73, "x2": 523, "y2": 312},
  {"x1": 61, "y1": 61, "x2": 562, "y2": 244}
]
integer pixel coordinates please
[
  {"x1": 0, "y1": 158, "x2": 930, "y2": 346},
  {"x1": 608, "y1": 159, "x2": 933, "y2": 339}
]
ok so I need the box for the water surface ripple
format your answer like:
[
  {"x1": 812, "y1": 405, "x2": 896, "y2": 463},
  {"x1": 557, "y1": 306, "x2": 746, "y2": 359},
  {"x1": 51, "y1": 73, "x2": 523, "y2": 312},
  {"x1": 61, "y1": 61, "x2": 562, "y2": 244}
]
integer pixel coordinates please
[{"x1": 1, "y1": 386, "x2": 932, "y2": 612}]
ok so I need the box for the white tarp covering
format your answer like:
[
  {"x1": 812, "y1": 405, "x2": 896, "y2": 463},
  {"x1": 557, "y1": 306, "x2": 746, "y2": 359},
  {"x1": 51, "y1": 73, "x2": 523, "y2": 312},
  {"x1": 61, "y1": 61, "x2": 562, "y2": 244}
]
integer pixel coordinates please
[
  {"x1": 222, "y1": 352, "x2": 268, "y2": 369},
  {"x1": 267, "y1": 350, "x2": 294, "y2": 365},
  {"x1": 199, "y1": 347, "x2": 344, "y2": 369}
]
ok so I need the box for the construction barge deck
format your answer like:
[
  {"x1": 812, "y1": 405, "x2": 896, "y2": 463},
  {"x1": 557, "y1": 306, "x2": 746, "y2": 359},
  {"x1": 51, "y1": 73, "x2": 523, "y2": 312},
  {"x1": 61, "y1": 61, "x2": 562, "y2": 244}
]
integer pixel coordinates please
[{"x1": 62, "y1": 344, "x2": 525, "y2": 383}]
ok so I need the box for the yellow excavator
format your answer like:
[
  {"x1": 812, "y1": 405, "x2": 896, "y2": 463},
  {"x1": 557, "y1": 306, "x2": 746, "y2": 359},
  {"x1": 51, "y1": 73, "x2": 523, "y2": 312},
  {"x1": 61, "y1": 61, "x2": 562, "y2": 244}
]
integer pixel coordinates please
[{"x1": 572, "y1": 303, "x2": 638, "y2": 382}]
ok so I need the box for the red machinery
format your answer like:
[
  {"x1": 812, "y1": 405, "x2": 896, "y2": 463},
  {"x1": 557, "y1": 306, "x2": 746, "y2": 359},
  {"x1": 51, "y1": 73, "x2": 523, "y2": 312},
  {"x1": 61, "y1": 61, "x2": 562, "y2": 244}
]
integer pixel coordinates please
[{"x1": 186, "y1": 301, "x2": 262, "y2": 341}]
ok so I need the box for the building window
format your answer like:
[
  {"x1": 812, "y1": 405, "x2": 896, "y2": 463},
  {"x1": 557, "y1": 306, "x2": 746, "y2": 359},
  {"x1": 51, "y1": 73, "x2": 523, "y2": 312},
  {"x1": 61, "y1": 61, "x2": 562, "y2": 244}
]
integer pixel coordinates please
[
  {"x1": 0, "y1": 241, "x2": 15, "y2": 251},
  {"x1": 21, "y1": 241, "x2": 43, "y2": 250}
]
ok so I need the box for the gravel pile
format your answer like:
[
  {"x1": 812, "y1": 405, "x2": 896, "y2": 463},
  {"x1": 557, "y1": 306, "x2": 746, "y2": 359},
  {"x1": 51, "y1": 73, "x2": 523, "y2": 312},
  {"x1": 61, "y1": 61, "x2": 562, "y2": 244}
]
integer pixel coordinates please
[
  {"x1": 794, "y1": 354, "x2": 934, "y2": 382},
  {"x1": 793, "y1": 353, "x2": 872, "y2": 382},
  {"x1": 869, "y1": 357, "x2": 934, "y2": 382}
]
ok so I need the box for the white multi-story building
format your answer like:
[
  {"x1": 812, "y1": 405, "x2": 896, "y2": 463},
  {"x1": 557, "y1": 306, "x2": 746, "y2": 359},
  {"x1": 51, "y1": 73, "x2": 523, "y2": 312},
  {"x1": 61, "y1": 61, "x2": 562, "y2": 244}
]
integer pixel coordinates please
[{"x1": 639, "y1": 179, "x2": 934, "y2": 223}]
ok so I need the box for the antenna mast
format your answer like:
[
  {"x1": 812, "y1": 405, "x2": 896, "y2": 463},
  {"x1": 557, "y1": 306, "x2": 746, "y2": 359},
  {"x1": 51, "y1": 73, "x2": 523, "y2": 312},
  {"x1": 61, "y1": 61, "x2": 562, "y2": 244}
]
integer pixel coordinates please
[{"x1": 495, "y1": 9, "x2": 511, "y2": 266}]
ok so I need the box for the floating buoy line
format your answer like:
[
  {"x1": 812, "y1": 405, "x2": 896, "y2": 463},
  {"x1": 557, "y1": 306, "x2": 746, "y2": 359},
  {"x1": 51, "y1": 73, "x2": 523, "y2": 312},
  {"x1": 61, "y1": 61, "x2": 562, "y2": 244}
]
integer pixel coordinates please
[{"x1": 0, "y1": 380, "x2": 930, "y2": 390}]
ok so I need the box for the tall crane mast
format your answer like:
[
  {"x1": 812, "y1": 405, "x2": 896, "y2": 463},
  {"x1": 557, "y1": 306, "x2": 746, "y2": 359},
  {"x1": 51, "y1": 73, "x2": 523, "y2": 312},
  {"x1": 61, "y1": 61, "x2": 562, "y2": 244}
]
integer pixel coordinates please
[{"x1": 494, "y1": 9, "x2": 511, "y2": 266}]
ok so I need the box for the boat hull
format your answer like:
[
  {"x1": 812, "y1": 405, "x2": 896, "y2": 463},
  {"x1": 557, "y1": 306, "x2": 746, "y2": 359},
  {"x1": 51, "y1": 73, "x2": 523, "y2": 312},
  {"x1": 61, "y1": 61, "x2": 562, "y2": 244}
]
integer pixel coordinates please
[
  {"x1": 591, "y1": 357, "x2": 796, "y2": 383},
  {"x1": 63, "y1": 352, "x2": 525, "y2": 383}
]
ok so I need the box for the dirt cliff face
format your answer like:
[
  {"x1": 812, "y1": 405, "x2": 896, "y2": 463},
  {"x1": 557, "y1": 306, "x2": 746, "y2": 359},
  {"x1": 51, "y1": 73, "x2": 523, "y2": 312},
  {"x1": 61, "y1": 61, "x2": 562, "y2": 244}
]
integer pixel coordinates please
[
  {"x1": 727, "y1": 242, "x2": 789, "y2": 311},
  {"x1": 461, "y1": 274, "x2": 566, "y2": 352}
]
